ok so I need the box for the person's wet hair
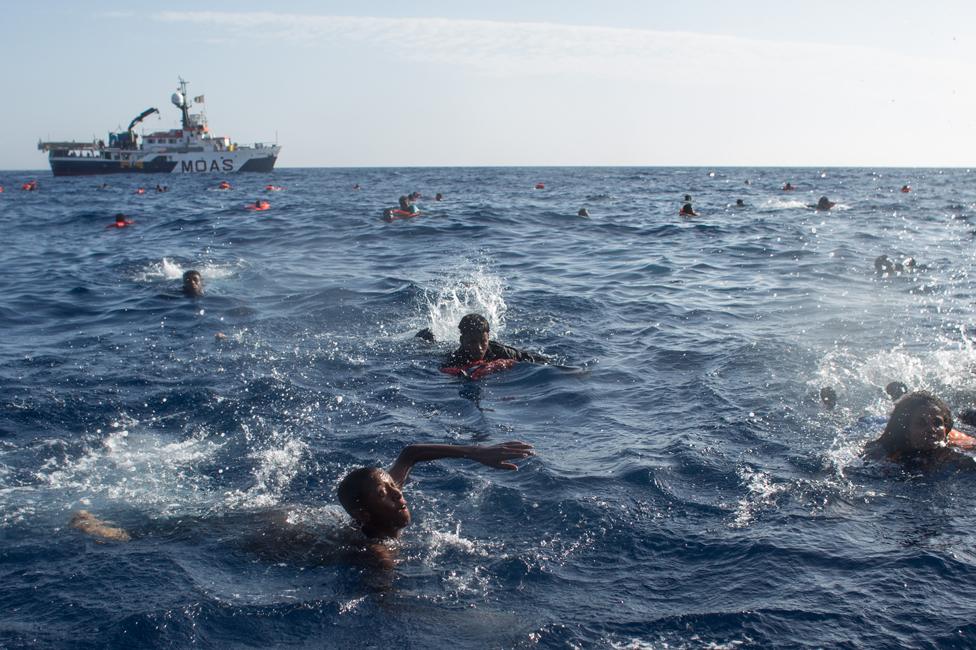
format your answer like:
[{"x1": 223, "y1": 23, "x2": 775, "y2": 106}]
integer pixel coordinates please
[
  {"x1": 885, "y1": 381, "x2": 908, "y2": 401},
  {"x1": 882, "y1": 391, "x2": 953, "y2": 447},
  {"x1": 820, "y1": 386, "x2": 837, "y2": 410},
  {"x1": 874, "y1": 255, "x2": 895, "y2": 275},
  {"x1": 458, "y1": 313, "x2": 490, "y2": 337},
  {"x1": 337, "y1": 467, "x2": 382, "y2": 518}
]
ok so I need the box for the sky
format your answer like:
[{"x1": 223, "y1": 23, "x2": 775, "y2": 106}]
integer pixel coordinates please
[{"x1": 5, "y1": 1, "x2": 976, "y2": 169}]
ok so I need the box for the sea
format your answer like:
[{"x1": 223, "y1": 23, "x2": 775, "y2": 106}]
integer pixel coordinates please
[{"x1": 2, "y1": 166, "x2": 976, "y2": 649}]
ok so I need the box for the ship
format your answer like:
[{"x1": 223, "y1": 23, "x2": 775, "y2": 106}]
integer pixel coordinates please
[{"x1": 38, "y1": 78, "x2": 281, "y2": 176}]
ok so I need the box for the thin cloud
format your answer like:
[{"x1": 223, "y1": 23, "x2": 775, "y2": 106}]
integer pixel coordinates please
[{"x1": 152, "y1": 11, "x2": 963, "y2": 92}]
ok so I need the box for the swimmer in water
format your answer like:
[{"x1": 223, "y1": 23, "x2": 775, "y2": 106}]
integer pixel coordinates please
[
  {"x1": 70, "y1": 510, "x2": 130, "y2": 541},
  {"x1": 865, "y1": 391, "x2": 976, "y2": 464},
  {"x1": 435, "y1": 192, "x2": 443, "y2": 201},
  {"x1": 182, "y1": 270, "x2": 203, "y2": 297},
  {"x1": 874, "y1": 254, "x2": 919, "y2": 276},
  {"x1": 578, "y1": 208, "x2": 590, "y2": 217},
  {"x1": 782, "y1": 182, "x2": 794, "y2": 192},
  {"x1": 684, "y1": 194, "x2": 692, "y2": 202},
  {"x1": 679, "y1": 203, "x2": 698, "y2": 217},
  {"x1": 108, "y1": 213, "x2": 133, "y2": 228},
  {"x1": 72, "y1": 441, "x2": 535, "y2": 547},
  {"x1": 820, "y1": 387, "x2": 837, "y2": 410},
  {"x1": 885, "y1": 381, "x2": 908, "y2": 401},
  {"x1": 442, "y1": 313, "x2": 549, "y2": 374},
  {"x1": 338, "y1": 441, "x2": 535, "y2": 539},
  {"x1": 353, "y1": 183, "x2": 361, "y2": 190},
  {"x1": 874, "y1": 255, "x2": 896, "y2": 275},
  {"x1": 900, "y1": 185, "x2": 911, "y2": 193},
  {"x1": 813, "y1": 196, "x2": 835, "y2": 211},
  {"x1": 735, "y1": 199, "x2": 745, "y2": 207}
]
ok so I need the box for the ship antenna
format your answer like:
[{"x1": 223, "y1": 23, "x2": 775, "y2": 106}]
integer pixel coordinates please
[{"x1": 176, "y1": 77, "x2": 191, "y2": 130}]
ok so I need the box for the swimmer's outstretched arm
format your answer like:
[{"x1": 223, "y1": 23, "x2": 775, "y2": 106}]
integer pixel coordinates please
[{"x1": 388, "y1": 441, "x2": 535, "y2": 486}]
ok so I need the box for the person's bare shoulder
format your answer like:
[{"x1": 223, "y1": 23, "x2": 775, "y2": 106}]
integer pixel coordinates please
[{"x1": 70, "y1": 510, "x2": 131, "y2": 542}]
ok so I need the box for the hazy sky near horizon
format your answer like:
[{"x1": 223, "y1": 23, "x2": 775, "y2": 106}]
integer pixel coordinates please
[{"x1": 6, "y1": 1, "x2": 976, "y2": 169}]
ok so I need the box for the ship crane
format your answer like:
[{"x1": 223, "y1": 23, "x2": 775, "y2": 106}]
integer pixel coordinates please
[{"x1": 128, "y1": 107, "x2": 159, "y2": 133}]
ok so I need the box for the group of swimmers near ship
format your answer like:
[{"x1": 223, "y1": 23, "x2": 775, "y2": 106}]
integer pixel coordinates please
[{"x1": 69, "y1": 176, "x2": 960, "y2": 554}]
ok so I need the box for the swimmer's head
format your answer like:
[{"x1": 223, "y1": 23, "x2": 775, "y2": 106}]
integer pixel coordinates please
[
  {"x1": 578, "y1": 208, "x2": 589, "y2": 217},
  {"x1": 114, "y1": 213, "x2": 127, "y2": 224},
  {"x1": 435, "y1": 193, "x2": 443, "y2": 201},
  {"x1": 684, "y1": 194, "x2": 692, "y2": 202},
  {"x1": 885, "y1": 381, "x2": 908, "y2": 401},
  {"x1": 820, "y1": 387, "x2": 837, "y2": 410},
  {"x1": 338, "y1": 467, "x2": 410, "y2": 538},
  {"x1": 736, "y1": 199, "x2": 745, "y2": 207},
  {"x1": 816, "y1": 196, "x2": 835, "y2": 211},
  {"x1": 882, "y1": 391, "x2": 953, "y2": 453},
  {"x1": 874, "y1": 255, "x2": 895, "y2": 275},
  {"x1": 458, "y1": 313, "x2": 491, "y2": 361},
  {"x1": 182, "y1": 269, "x2": 203, "y2": 297}
]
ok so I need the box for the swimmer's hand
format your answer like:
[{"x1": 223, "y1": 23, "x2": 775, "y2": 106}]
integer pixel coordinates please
[{"x1": 471, "y1": 441, "x2": 536, "y2": 470}]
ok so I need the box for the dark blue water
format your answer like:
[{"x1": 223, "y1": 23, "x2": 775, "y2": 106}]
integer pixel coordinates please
[{"x1": 3, "y1": 167, "x2": 976, "y2": 648}]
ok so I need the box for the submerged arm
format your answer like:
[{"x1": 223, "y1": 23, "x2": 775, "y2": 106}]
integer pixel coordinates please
[{"x1": 387, "y1": 441, "x2": 535, "y2": 486}]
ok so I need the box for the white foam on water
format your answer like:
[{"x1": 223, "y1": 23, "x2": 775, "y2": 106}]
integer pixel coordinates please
[
  {"x1": 136, "y1": 257, "x2": 240, "y2": 282},
  {"x1": 730, "y1": 466, "x2": 788, "y2": 528},
  {"x1": 0, "y1": 422, "x2": 225, "y2": 522},
  {"x1": 222, "y1": 434, "x2": 308, "y2": 509},
  {"x1": 761, "y1": 198, "x2": 810, "y2": 210},
  {"x1": 420, "y1": 264, "x2": 508, "y2": 342}
]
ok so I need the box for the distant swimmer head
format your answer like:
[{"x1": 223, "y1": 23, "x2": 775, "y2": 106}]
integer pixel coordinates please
[
  {"x1": 182, "y1": 269, "x2": 203, "y2": 297},
  {"x1": 874, "y1": 254, "x2": 896, "y2": 275},
  {"x1": 578, "y1": 208, "x2": 590, "y2": 217},
  {"x1": 679, "y1": 203, "x2": 697, "y2": 217},
  {"x1": 885, "y1": 381, "x2": 908, "y2": 401},
  {"x1": 435, "y1": 193, "x2": 443, "y2": 201},
  {"x1": 684, "y1": 194, "x2": 692, "y2": 202},
  {"x1": 111, "y1": 213, "x2": 132, "y2": 228},
  {"x1": 398, "y1": 195, "x2": 410, "y2": 210},
  {"x1": 458, "y1": 313, "x2": 491, "y2": 361},
  {"x1": 783, "y1": 182, "x2": 794, "y2": 191},
  {"x1": 879, "y1": 391, "x2": 952, "y2": 453},
  {"x1": 820, "y1": 386, "x2": 837, "y2": 410},
  {"x1": 815, "y1": 196, "x2": 835, "y2": 211},
  {"x1": 736, "y1": 199, "x2": 745, "y2": 207},
  {"x1": 338, "y1": 467, "x2": 410, "y2": 538},
  {"x1": 901, "y1": 185, "x2": 911, "y2": 193}
]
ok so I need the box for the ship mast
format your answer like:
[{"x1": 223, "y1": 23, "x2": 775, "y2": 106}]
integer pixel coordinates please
[{"x1": 173, "y1": 77, "x2": 192, "y2": 131}]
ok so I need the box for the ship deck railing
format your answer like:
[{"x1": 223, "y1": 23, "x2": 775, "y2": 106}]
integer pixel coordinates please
[{"x1": 37, "y1": 141, "x2": 101, "y2": 152}]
